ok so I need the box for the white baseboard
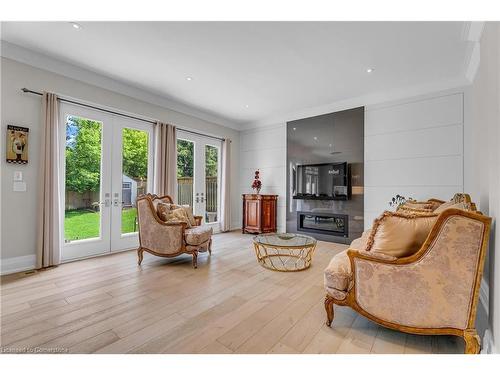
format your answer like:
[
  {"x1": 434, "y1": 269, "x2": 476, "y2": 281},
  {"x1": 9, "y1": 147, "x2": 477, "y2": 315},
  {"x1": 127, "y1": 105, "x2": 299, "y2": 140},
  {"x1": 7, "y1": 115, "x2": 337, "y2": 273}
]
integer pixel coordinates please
[{"x1": 0, "y1": 254, "x2": 36, "y2": 275}]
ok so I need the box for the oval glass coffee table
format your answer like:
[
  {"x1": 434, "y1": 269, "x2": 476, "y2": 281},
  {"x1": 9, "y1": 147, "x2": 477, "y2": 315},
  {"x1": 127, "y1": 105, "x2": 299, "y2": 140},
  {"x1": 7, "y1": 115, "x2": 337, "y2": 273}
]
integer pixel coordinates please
[{"x1": 253, "y1": 233, "x2": 317, "y2": 272}]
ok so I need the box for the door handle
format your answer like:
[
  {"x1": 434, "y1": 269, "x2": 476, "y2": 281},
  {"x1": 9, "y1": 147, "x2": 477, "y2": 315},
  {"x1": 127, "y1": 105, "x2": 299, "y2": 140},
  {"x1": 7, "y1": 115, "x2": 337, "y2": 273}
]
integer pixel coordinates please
[
  {"x1": 99, "y1": 199, "x2": 110, "y2": 207},
  {"x1": 99, "y1": 193, "x2": 111, "y2": 208}
]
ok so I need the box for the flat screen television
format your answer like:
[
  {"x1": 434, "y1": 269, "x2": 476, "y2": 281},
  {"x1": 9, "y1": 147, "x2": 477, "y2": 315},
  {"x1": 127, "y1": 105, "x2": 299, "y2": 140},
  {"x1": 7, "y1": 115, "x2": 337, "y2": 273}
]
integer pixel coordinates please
[{"x1": 293, "y1": 162, "x2": 350, "y2": 200}]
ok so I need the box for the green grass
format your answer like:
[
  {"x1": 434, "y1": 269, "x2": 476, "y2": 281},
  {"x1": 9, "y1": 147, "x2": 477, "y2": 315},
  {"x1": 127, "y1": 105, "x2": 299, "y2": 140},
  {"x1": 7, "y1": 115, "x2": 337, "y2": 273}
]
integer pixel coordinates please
[
  {"x1": 64, "y1": 208, "x2": 137, "y2": 241},
  {"x1": 121, "y1": 208, "x2": 138, "y2": 235}
]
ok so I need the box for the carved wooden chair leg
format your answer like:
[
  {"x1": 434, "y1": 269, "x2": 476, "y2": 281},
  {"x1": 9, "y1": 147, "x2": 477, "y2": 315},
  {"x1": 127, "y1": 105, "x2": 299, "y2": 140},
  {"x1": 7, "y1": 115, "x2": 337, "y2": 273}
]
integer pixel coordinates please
[
  {"x1": 208, "y1": 239, "x2": 212, "y2": 255},
  {"x1": 463, "y1": 329, "x2": 481, "y2": 354},
  {"x1": 324, "y1": 295, "x2": 335, "y2": 327},
  {"x1": 192, "y1": 251, "x2": 198, "y2": 269},
  {"x1": 137, "y1": 248, "x2": 144, "y2": 265}
]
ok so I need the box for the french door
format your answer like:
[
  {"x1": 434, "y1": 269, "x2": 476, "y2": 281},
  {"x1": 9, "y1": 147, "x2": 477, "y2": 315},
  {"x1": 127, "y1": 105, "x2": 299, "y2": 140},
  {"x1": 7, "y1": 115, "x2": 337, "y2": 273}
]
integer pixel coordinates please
[
  {"x1": 177, "y1": 130, "x2": 221, "y2": 232},
  {"x1": 60, "y1": 103, "x2": 153, "y2": 261}
]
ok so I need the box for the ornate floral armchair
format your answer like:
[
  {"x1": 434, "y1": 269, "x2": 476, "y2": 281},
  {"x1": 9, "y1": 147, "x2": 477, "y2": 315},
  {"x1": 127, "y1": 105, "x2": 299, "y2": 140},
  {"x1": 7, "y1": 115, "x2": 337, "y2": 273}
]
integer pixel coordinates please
[
  {"x1": 136, "y1": 194, "x2": 212, "y2": 268},
  {"x1": 324, "y1": 208, "x2": 491, "y2": 354}
]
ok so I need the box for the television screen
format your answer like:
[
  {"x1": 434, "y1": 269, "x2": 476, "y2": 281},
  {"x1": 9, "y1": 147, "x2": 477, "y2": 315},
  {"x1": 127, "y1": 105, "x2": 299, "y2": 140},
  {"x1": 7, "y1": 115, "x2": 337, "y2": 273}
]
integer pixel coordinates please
[{"x1": 294, "y1": 162, "x2": 349, "y2": 200}]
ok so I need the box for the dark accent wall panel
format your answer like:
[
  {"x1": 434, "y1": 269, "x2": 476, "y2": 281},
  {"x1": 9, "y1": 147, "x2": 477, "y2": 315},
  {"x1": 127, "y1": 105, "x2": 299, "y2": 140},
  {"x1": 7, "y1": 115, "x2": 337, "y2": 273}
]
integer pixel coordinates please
[{"x1": 286, "y1": 107, "x2": 364, "y2": 244}]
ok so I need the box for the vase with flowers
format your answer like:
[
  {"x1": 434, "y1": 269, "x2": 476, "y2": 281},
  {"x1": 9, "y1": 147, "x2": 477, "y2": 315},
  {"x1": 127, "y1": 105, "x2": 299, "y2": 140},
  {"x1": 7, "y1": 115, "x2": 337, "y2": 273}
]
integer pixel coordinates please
[
  {"x1": 388, "y1": 194, "x2": 413, "y2": 210},
  {"x1": 251, "y1": 170, "x2": 262, "y2": 194}
]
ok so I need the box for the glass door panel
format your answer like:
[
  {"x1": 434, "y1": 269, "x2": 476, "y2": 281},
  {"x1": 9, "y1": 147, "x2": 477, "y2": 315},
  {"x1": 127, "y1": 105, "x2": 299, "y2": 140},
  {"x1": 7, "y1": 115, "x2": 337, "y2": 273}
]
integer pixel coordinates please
[
  {"x1": 61, "y1": 104, "x2": 153, "y2": 261},
  {"x1": 111, "y1": 119, "x2": 153, "y2": 252},
  {"x1": 60, "y1": 104, "x2": 113, "y2": 261},
  {"x1": 177, "y1": 131, "x2": 221, "y2": 231},
  {"x1": 121, "y1": 128, "x2": 149, "y2": 235},
  {"x1": 177, "y1": 138, "x2": 194, "y2": 207},
  {"x1": 205, "y1": 144, "x2": 219, "y2": 223},
  {"x1": 64, "y1": 116, "x2": 103, "y2": 241}
]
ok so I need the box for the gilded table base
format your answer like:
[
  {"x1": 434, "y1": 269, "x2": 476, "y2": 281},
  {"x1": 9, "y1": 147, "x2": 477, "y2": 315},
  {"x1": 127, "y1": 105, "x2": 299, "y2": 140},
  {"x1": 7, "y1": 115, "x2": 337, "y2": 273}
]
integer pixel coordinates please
[{"x1": 253, "y1": 241, "x2": 316, "y2": 272}]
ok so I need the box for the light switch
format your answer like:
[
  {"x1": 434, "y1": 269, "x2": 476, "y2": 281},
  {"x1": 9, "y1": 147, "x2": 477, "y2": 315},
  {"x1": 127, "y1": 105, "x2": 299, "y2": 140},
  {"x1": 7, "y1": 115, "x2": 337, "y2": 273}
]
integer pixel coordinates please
[
  {"x1": 13, "y1": 181, "x2": 26, "y2": 192},
  {"x1": 14, "y1": 171, "x2": 23, "y2": 181}
]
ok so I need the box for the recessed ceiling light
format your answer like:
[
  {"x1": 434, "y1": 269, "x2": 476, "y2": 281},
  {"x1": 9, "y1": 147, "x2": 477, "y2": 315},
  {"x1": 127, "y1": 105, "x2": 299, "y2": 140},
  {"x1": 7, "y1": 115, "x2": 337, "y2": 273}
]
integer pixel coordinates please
[
  {"x1": 245, "y1": 104, "x2": 249, "y2": 108},
  {"x1": 70, "y1": 22, "x2": 82, "y2": 30},
  {"x1": 366, "y1": 68, "x2": 374, "y2": 73},
  {"x1": 186, "y1": 77, "x2": 193, "y2": 81}
]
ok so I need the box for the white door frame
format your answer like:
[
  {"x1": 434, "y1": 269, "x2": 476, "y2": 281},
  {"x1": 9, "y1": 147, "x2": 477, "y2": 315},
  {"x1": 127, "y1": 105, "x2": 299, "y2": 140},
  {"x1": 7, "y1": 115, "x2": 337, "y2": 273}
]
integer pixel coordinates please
[
  {"x1": 110, "y1": 117, "x2": 154, "y2": 252},
  {"x1": 177, "y1": 130, "x2": 222, "y2": 232},
  {"x1": 59, "y1": 103, "x2": 114, "y2": 261},
  {"x1": 60, "y1": 103, "x2": 154, "y2": 261}
]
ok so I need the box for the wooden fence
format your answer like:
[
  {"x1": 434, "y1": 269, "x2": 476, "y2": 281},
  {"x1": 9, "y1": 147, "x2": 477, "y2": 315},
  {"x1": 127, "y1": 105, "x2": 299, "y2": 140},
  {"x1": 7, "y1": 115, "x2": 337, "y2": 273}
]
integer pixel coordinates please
[
  {"x1": 205, "y1": 176, "x2": 218, "y2": 213},
  {"x1": 177, "y1": 176, "x2": 217, "y2": 213},
  {"x1": 177, "y1": 177, "x2": 194, "y2": 207},
  {"x1": 65, "y1": 190, "x2": 100, "y2": 210}
]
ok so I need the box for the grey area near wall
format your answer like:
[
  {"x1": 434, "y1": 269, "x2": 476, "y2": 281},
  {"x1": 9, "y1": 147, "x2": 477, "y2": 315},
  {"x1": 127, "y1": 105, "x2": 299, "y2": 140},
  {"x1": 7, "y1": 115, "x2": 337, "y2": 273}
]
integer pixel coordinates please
[{"x1": 466, "y1": 22, "x2": 500, "y2": 353}]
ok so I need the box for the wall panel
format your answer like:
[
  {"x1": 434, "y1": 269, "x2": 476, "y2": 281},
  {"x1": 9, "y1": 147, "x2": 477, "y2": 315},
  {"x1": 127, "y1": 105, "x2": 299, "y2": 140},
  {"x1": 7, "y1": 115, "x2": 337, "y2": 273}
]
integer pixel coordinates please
[{"x1": 364, "y1": 92, "x2": 464, "y2": 228}]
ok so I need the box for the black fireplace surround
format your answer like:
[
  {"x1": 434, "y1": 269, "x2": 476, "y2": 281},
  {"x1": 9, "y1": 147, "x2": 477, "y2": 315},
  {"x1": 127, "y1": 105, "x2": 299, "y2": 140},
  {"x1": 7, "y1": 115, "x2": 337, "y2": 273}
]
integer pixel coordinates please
[
  {"x1": 297, "y1": 211, "x2": 349, "y2": 237},
  {"x1": 287, "y1": 106, "x2": 364, "y2": 244}
]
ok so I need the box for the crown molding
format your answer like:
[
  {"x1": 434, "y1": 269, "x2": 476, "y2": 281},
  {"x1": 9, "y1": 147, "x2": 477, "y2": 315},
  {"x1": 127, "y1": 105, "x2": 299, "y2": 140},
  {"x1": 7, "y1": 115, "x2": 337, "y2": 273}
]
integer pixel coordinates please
[
  {"x1": 2, "y1": 26, "x2": 477, "y2": 133},
  {"x1": 467, "y1": 22, "x2": 486, "y2": 43},
  {"x1": 0, "y1": 40, "x2": 242, "y2": 131},
  {"x1": 240, "y1": 77, "x2": 469, "y2": 130},
  {"x1": 463, "y1": 21, "x2": 485, "y2": 83}
]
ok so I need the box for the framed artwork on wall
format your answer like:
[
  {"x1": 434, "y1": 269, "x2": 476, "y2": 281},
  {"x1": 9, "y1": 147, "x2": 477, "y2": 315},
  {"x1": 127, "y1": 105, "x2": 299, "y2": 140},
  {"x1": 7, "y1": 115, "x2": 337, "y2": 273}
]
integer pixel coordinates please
[{"x1": 6, "y1": 125, "x2": 29, "y2": 164}]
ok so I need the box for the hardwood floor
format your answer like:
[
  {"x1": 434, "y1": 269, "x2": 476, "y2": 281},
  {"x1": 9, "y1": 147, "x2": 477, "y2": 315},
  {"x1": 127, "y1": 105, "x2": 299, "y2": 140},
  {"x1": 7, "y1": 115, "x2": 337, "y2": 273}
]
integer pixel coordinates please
[{"x1": 0, "y1": 231, "x2": 463, "y2": 354}]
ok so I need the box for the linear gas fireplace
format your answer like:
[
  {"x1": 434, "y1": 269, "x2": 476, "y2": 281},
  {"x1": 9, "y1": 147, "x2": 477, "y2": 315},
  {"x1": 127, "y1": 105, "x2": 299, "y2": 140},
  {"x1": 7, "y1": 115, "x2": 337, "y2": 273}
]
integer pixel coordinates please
[{"x1": 297, "y1": 211, "x2": 348, "y2": 237}]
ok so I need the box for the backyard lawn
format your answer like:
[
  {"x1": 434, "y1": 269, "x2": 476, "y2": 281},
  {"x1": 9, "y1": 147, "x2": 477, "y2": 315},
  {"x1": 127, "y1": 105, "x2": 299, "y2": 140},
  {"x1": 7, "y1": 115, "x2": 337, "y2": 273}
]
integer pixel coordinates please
[{"x1": 64, "y1": 208, "x2": 137, "y2": 241}]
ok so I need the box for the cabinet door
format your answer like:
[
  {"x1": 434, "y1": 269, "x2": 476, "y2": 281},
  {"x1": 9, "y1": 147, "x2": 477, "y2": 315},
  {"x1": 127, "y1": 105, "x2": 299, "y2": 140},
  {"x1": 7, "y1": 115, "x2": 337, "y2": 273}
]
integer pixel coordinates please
[
  {"x1": 245, "y1": 199, "x2": 261, "y2": 232},
  {"x1": 261, "y1": 199, "x2": 276, "y2": 232}
]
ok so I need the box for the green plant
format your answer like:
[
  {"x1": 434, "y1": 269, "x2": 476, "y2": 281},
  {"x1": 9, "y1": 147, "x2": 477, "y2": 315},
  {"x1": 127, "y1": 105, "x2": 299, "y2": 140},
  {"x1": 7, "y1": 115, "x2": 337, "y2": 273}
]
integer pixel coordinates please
[
  {"x1": 65, "y1": 117, "x2": 102, "y2": 193},
  {"x1": 65, "y1": 119, "x2": 149, "y2": 194}
]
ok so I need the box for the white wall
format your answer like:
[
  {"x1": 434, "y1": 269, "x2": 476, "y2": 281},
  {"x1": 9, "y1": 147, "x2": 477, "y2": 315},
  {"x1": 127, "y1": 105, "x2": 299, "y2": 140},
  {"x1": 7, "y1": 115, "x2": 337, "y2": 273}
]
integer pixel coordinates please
[
  {"x1": 239, "y1": 124, "x2": 286, "y2": 232},
  {"x1": 0, "y1": 57, "x2": 241, "y2": 272},
  {"x1": 466, "y1": 22, "x2": 500, "y2": 354},
  {"x1": 364, "y1": 92, "x2": 464, "y2": 227},
  {"x1": 239, "y1": 90, "x2": 467, "y2": 235}
]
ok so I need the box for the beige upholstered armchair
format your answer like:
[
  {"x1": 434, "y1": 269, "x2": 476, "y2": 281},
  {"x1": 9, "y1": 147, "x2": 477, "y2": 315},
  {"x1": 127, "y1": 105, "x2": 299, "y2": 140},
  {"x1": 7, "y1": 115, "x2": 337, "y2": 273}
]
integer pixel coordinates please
[
  {"x1": 136, "y1": 194, "x2": 212, "y2": 268},
  {"x1": 324, "y1": 208, "x2": 491, "y2": 354}
]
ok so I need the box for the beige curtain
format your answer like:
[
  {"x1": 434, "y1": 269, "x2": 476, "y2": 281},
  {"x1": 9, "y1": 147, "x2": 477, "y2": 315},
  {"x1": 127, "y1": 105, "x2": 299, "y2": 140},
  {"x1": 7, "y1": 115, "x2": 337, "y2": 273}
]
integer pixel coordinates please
[
  {"x1": 220, "y1": 138, "x2": 231, "y2": 232},
  {"x1": 153, "y1": 121, "x2": 177, "y2": 198},
  {"x1": 36, "y1": 92, "x2": 62, "y2": 268}
]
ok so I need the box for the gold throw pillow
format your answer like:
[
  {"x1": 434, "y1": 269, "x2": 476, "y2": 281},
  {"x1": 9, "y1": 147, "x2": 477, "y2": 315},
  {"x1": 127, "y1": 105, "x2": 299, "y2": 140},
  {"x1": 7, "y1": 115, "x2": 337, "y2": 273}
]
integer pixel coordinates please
[
  {"x1": 156, "y1": 202, "x2": 196, "y2": 226},
  {"x1": 156, "y1": 202, "x2": 171, "y2": 222},
  {"x1": 433, "y1": 201, "x2": 471, "y2": 213},
  {"x1": 365, "y1": 211, "x2": 438, "y2": 258},
  {"x1": 180, "y1": 205, "x2": 197, "y2": 227},
  {"x1": 166, "y1": 208, "x2": 191, "y2": 227}
]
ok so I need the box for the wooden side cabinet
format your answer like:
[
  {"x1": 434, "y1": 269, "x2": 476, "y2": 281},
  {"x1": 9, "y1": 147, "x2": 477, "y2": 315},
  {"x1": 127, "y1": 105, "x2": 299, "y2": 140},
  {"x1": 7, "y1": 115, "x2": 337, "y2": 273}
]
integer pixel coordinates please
[{"x1": 242, "y1": 194, "x2": 278, "y2": 234}]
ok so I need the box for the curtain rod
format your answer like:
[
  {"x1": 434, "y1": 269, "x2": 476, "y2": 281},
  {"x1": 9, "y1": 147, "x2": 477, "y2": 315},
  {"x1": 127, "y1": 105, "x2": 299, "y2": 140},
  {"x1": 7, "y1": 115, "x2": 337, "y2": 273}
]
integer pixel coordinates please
[{"x1": 21, "y1": 88, "x2": 226, "y2": 142}]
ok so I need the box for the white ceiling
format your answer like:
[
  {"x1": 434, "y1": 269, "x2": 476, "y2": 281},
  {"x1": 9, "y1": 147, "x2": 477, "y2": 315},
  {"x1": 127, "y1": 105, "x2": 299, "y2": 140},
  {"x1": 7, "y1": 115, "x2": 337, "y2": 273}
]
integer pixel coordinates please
[{"x1": 1, "y1": 22, "x2": 472, "y2": 129}]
